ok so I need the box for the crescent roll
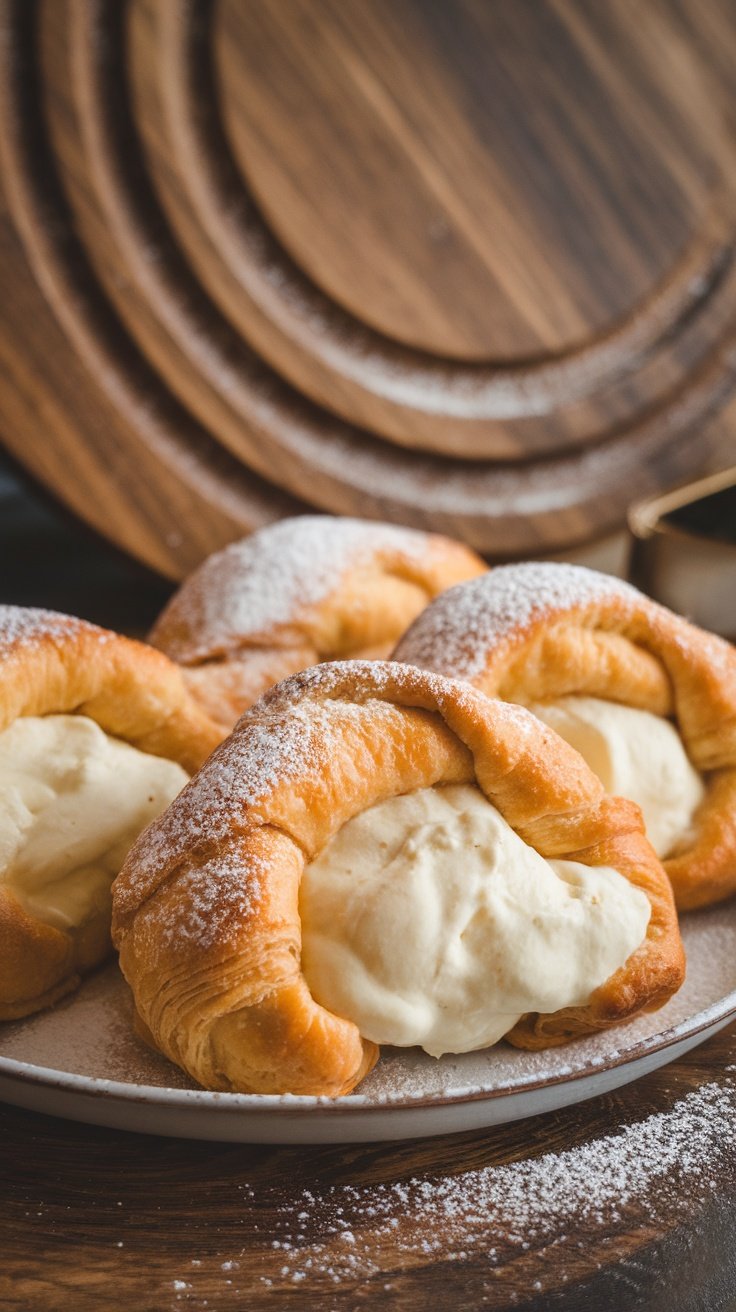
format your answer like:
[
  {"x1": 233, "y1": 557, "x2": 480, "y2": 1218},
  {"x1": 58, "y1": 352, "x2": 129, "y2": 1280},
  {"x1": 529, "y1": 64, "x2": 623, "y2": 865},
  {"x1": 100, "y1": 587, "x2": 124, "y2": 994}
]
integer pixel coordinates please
[
  {"x1": 0, "y1": 606, "x2": 223, "y2": 1020},
  {"x1": 112, "y1": 661, "x2": 684, "y2": 1096},
  {"x1": 149, "y1": 516, "x2": 486, "y2": 728},
  {"x1": 394, "y1": 562, "x2": 736, "y2": 910}
]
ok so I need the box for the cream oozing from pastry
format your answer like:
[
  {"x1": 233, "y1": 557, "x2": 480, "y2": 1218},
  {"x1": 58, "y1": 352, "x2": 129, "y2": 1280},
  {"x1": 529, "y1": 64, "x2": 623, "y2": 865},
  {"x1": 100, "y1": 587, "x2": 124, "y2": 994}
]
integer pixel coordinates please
[
  {"x1": 299, "y1": 783, "x2": 650, "y2": 1058},
  {"x1": 0, "y1": 715, "x2": 188, "y2": 931},
  {"x1": 529, "y1": 696, "x2": 705, "y2": 858}
]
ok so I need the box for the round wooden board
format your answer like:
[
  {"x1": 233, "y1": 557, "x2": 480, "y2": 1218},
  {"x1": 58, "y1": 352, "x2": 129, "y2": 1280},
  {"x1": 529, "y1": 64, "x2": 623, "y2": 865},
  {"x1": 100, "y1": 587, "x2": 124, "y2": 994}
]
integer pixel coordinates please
[{"x1": 1, "y1": 0, "x2": 736, "y2": 575}]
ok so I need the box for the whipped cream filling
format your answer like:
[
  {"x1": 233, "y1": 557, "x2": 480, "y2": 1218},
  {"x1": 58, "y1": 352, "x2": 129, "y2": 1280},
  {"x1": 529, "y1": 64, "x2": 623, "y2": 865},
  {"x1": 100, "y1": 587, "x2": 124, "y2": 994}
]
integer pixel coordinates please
[
  {"x1": 529, "y1": 696, "x2": 705, "y2": 858},
  {"x1": 300, "y1": 784, "x2": 650, "y2": 1057},
  {"x1": 0, "y1": 715, "x2": 188, "y2": 931}
]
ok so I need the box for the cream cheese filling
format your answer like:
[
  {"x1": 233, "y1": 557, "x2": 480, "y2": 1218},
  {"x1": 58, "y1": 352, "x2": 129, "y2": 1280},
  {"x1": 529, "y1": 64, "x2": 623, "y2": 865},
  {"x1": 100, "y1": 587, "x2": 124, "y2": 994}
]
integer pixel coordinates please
[
  {"x1": 300, "y1": 783, "x2": 650, "y2": 1057},
  {"x1": 529, "y1": 696, "x2": 705, "y2": 858},
  {"x1": 0, "y1": 715, "x2": 188, "y2": 931}
]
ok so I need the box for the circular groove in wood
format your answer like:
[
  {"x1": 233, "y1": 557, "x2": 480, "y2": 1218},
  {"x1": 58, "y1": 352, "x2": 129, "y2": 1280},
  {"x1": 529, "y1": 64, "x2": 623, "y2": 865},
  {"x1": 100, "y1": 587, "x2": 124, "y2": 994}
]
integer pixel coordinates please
[
  {"x1": 49, "y1": 0, "x2": 736, "y2": 553},
  {"x1": 156, "y1": 0, "x2": 736, "y2": 444},
  {"x1": 0, "y1": 0, "x2": 734, "y2": 568},
  {"x1": 217, "y1": 0, "x2": 731, "y2": 362},
  {"x1": 154, "y1": 0, "x2": 736, "y2": 465},
  {"x1": 130, "y1": 18, "x2": 736, "y2": 472},
  {"x1": 0, "y1": 0, "x2": 299, "y2": 576}
]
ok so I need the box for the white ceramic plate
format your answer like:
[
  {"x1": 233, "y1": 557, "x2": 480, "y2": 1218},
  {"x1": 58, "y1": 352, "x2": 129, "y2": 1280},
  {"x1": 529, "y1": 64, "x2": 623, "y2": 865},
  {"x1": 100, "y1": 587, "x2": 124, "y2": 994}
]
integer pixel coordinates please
[{"x1": 1, "y1": 905, "x2": 735, "y2": 1143}]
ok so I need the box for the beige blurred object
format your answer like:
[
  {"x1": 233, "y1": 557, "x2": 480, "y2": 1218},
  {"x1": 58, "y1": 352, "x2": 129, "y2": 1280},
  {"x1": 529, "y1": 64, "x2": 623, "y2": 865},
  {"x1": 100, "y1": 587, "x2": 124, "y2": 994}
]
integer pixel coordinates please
[{"x1": 629, "y1": 468, "x2": 736, "y2": 641}]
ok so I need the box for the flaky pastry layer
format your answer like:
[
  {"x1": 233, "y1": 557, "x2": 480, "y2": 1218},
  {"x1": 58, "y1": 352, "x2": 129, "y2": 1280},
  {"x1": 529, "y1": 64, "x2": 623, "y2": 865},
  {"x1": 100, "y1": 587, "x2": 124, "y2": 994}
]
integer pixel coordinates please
[{"x1": 112, "y1": 661, "x2": 684, "y2": 1095}]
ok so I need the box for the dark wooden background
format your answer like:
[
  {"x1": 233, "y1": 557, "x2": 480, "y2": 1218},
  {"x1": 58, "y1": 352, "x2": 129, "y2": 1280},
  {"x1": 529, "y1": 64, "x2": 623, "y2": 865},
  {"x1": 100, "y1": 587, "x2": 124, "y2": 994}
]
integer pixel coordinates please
[
  {"x1": 1, "y1": 0, "x2": 736, "y2": 577},
  {"x1": 0, "y1": 454, "x2": 171, "y2": 631}
]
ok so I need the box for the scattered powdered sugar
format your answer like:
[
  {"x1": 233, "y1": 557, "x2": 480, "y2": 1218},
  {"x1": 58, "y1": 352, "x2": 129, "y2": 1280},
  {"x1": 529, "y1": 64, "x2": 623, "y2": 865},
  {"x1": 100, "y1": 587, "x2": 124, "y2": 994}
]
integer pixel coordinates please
[
  {"x1": 4, "y1": 939, "x2": 736, "y2": 1295},
  {"x1": 150, "y1": 516, "x2": 441, "y2": 663},
  {"x1": 243, "y1": 1074, "x2": 736, "y2": 1289},
  {"x1": 151, "y1": 848, "x2": 267, "y2": 951},
  {"x1": 115, "y1": 701, "x2": 327, "y2": 909},
  {"x1": 394, "y1": 562, "x2": 638, "y2": 679},
  {"x1": 3, "y1": 911, "x2": 736, "y2": 1297},
  {"x1": 118, "y1": 696, "x2": 391, "y2": 910},
  {"x1": 0, "y1": 963, "x2": 192, "y2": 1086},
  {"x1": 263, "y1": 658, "x2": 528, "y2": 736}
]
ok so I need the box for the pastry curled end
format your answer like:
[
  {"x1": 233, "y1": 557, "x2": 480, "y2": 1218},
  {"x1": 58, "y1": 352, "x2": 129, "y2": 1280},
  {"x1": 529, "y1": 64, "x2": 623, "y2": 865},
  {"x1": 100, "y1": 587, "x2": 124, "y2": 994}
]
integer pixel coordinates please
[
  {"x1": 149, "y1": 516, "x2": 486, "y2": 728},
  {"x1": 0, "y1": 606, "x2": 224, "y2": 1020},
  {"x1": 394, "y1": 563, "x2": 736, "y2": 910},
  {"x1": 112, "y1": 661, "x2": 685, "y2": 1095}
]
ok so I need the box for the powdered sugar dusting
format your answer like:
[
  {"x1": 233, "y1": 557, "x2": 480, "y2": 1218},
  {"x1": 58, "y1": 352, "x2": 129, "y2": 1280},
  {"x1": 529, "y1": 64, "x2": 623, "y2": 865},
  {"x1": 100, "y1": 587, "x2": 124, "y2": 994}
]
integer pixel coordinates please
[
  {"x1": 116, "y1": 668, "x2": 425, "y2": 916},
  {"x1": 245, "y1": 1075, "x2": 736, "y2": 1289},
  {"x1": 113, "y1": 656, "x2": 594, "y2": 952},
  {"x1": 117, "y1": 659, "x2": 539, "y2": 920},
  {"x1": 0, "y1": 604, "x2": 111, "y2": 658},
  {"x1": 394, "y1": 562, "x2": 638, "y2": 678},
  {"x1": 263, "y1": 658, "x2": 527, "y2": 734},
  {"x1": 153, "y1": 848, "x2": 267, "y2": 950},
  {"x1": 151, "y1": 516, "x2": 441, "y2": 663},
  {"x1": 116, "y1": 704, "x2": 331, "y2": 906},
  {"x1": 0, "y1": 964, "x2": 192, "y2": 1087}
]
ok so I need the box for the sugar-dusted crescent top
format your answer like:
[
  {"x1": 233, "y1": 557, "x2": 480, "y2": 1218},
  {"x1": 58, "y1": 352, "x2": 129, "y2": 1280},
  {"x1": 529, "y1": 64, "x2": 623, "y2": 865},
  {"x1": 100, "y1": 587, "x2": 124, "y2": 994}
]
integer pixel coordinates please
[
  {"x1": 149, "y1": 516, "x2": 486, "y2": 726},
  {"x1": 0, "y1": 604, "x2": 223, "y2": 768},
  {"x1": 393, "y1": 563, "x2": 640, "y2": 681}
]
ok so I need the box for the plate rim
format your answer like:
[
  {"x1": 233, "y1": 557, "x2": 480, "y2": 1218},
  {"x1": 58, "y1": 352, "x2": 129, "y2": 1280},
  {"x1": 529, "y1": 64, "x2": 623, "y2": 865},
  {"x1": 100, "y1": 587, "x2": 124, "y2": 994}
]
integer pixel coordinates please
[{"x1": 2, "y1": 984, "x2": 735, "y2": 1117}]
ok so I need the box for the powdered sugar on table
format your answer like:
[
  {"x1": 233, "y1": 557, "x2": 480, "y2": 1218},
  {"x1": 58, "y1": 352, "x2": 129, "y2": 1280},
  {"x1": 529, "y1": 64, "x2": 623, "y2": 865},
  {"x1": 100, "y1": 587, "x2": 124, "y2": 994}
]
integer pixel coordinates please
[{"x1": 244, "y1": 1074, "x2": 736, "y2": 1290}]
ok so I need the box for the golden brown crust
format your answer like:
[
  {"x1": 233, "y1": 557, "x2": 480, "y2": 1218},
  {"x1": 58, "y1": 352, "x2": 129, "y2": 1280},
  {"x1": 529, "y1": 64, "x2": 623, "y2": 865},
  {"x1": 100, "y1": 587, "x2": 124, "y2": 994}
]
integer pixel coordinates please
[
  {"x1": 149, "y1": 516, "x2": 487, "y2": 727},
  {"x1": 112, "y1": 660, "x2": 684, "y2": 1095},
  {"x1": 0, "y1": 888, "x2": 77, "y2": 1020},
  {"x1": 394, "y1": 563, "x2": 736, "y2": 910},
  {"x1": 0, "y1": 606, "x2": 225, "y2": 1020}
]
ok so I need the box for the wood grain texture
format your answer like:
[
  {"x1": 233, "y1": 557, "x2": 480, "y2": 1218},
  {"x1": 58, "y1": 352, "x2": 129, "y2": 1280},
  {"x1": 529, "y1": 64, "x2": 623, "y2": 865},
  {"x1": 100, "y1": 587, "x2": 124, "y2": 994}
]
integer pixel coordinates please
[
  {"x1": 0, "y1": 0, "x2": 736, "y2": 573},
  {"x1": 2, "y1": 1023, "x2": 736, "y2": 1311},
  {"x1": 217, "y1": 0, "x2": 726, "y2": 359}
]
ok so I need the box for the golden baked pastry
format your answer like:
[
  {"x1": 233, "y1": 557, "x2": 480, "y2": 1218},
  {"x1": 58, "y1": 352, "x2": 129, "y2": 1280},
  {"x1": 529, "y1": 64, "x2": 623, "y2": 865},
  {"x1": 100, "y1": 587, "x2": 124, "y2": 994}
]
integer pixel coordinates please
[
  {"x1": 112, "y1": 661, "x2": 684, "y2": 1096},
  {"x1": 0, "y1": 606, "x2": 224, "y2": 1020},
  {"x1": 394, "y1": 562, "x2": 736, "y2": 910},
  {"x1": 149, "y1": 516, "x2": 486, "y2": 728}
]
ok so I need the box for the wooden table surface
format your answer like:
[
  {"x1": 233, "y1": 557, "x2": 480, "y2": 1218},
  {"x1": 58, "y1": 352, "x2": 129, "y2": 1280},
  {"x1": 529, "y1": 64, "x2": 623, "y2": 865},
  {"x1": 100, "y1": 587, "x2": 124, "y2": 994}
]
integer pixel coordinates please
[
  {"x1": 2, "y1": 466, "x2": 736, "y2": 1312},
  {"x1": 2, "y1": 1023, "x2": 736, "y2": 1312}
]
